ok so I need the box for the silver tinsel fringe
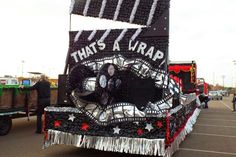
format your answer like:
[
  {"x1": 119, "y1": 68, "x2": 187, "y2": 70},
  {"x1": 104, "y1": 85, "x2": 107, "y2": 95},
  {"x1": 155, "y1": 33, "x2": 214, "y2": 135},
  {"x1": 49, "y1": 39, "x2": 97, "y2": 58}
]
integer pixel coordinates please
[
  {"x1": 44, "y1": 131, "x2": 165, "y2": 156},
  {"x1": 43, "y1": 108, "x2": 201, "y2": 157},
  {"x1": 165, "y1": 108, "x2": 201, "y2": 157}
]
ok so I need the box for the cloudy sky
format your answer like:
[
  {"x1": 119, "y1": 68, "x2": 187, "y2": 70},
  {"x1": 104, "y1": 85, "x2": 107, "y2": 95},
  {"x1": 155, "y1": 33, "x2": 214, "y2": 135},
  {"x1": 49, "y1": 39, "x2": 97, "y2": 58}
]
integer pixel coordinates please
[{"x1": 0, "y1": 0, "x2": 236, "y2": 87}]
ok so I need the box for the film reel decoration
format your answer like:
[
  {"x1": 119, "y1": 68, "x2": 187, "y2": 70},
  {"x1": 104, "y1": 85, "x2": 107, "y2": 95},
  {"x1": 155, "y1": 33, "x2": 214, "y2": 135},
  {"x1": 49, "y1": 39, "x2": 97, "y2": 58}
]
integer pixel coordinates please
[
  {"x1": 67, "y1": 55, "x2": 180, "y2": 125},
  {"x1": 95, "y1": 63, "x2": 122, "y2": 108}
]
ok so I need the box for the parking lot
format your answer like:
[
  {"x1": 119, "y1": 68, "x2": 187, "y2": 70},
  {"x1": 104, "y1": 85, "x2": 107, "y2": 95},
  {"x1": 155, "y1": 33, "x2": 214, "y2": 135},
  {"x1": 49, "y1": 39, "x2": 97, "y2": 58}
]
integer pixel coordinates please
[
  {"x1": 0, "y1": 95, "x2": 236, "y2": 157},
  {"x1": 174, "y1": 95, "x2": 236, "y2": 157}
]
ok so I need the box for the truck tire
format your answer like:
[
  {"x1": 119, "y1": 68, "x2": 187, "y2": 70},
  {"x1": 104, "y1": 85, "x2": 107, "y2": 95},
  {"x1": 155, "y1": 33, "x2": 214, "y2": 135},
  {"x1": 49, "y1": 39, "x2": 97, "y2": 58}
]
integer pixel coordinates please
[{"x1": 0, "y1": 116, "x2": 12, "y2": 136}]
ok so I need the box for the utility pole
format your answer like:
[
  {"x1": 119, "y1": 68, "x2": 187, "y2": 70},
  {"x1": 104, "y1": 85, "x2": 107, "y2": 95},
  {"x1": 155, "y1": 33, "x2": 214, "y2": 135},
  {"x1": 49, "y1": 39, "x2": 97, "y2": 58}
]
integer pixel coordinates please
[
  {"x1": 21, "y1": 60, "x2": 25, "y2": 77},
  {"x1": 222, "y1": 75, "x2": 225, "y2": 89},
  {"x1": 213, "y1": 72, "x2": 215, "y2": 86}
]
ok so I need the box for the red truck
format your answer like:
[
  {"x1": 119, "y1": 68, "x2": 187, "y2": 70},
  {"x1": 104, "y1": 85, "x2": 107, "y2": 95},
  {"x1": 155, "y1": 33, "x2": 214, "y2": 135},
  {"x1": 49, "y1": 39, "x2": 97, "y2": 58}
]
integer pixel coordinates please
[
  {"x1": 197, "y1": 78, "x2": 209, "y2": 96},
  {"x1": 168, "y1": 61, "x2": 197, "y2": 94}
]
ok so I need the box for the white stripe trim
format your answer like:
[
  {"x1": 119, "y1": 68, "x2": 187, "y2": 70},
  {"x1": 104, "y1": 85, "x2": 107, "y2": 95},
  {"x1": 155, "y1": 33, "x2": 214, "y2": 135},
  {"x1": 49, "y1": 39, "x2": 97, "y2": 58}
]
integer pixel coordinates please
[
  {"x1": 74, "y1": 31, "x2": 83, "y2": 42},
  {"x1": 131, "y1": 28, "x2": 142, "y2": 40},
  {"x1": 113, "y1": 0, "x2": 123, "y2": 21},
  {"x1": 88, "y1": 0, "x2": 107, "y2": 41},
  {"x1": 69, "y1": 0, "x2": 75, "y2": 14},
  {"x1": 115, "y1": 0, "x2": 140, "y2": 42},
  {"x1": 115, "y1": 29, "x2": 128, "y2": 43},
  {"x1": 129, "y1": 0, "x2": 140, "y2": 23},
  {"x1": 83, "y1": 0, "x2": 91, "y2": 16},
  {"x1": 99, "y1": 29, "x2": 111, "y2": 42},
  {"x1": 180, "y1": 148, "x2": 236, "y2": 156},
  {"x1": 99, "y1": 0, "x2": 107, "y2": 18},
  {"x1": 88, "y1": 30, "x2": 97, "y2": 41},
  {"x1": 147, "y1": 0, "x2": 159, "y2": 26},
  {"x1": 99, "y1": 0, "x2": 123, "y2": 42}
]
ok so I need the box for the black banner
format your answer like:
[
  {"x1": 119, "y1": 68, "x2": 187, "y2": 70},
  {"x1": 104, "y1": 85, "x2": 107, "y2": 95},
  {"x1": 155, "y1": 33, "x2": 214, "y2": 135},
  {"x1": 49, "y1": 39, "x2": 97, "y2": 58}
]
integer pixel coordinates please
[
  {"x1": 70, "y1": 0, "x2": 170, "y2": 26},
  {"x1": 69, "y1": 28, "x2": 169, "y2": 70}
]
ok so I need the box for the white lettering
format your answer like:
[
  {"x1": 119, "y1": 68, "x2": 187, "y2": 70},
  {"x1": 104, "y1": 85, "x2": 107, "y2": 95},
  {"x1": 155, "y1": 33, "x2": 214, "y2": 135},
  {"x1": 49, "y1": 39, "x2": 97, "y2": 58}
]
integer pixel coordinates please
[
  {"x1": 71, "y1": 52, "x2": 79, "y2": 63},
  {"x1": 145, "y1": 46, "x2": 154, "y2": 59},
  {"x1": 113, "y1": 42, "x2": 120, "y2": 51},
  {"x1": 78, "y1": 49, "x2": 87, "y2": 60},
  {"x1": 70, "y1": 40, "x2": 165, "y2": 63},
  {"x1": 97, "y1": 41, "x2": 106, "y2": 50},
  {"x1": 137, "y1": 42, "x2": 147, "y2": 55},
  {"x1": 152, "y1": 50, "x2": 164, "y2": 61},
  {"x1": 89, "y1": 42, "x2": 98, "y2": 53},
  {"x1": 129, "y1": 40, "x2": 139, "y2": 51},
  {"x1": 85, "y1": 46, "x2": 94, "y2": 57}
]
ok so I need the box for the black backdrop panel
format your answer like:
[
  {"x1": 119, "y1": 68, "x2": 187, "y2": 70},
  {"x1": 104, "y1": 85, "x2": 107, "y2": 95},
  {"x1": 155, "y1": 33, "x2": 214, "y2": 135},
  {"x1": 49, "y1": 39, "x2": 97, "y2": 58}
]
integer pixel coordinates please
[{"x1": 68, "y1": 28, "x2": 169, "y2": 70}]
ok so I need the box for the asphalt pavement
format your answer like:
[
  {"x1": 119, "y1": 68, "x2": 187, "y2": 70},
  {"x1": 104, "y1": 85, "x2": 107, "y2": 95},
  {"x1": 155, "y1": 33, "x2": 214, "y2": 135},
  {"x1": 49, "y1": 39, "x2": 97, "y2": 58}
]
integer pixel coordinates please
[
  {"x1": 174, "y1": 95, "x2": 236, "y2": 157},
  {"x1": 0, "y1": 95, "x2": 236, "y2": 157}
]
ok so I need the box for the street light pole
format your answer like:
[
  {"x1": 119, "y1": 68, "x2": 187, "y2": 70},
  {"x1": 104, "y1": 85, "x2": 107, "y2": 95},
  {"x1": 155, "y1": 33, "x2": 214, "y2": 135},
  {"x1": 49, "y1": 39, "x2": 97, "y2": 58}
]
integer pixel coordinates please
[{"x1": 233, "y1": 60, "x2": 236, "y2": 92}]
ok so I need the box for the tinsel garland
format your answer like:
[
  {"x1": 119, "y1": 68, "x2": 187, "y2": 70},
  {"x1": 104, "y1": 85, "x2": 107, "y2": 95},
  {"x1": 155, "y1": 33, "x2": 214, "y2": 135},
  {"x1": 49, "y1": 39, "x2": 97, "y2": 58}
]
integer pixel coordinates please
[
  {"x1": 0, "y1": 85, "x2": 20, "y2": 97},
  {"x1": 44, "y1": 130, "x2": 165, "y2": 156},
  {"x1": 164, "y1": 108, "x2": 201, "y2": 157},
  {"x1": 43, "y1": 108, "x2": 201, "y2": 156}
]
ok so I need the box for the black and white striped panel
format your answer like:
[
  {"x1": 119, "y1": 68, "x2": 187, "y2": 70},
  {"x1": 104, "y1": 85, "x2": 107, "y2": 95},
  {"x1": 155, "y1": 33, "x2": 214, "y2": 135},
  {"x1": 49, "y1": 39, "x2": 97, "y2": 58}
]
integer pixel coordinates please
[
  {"x1": 69, "y1": 28, "x2": 169, "y2": 69},
  {"x1": 169, "y1": 78, "x2": 180, "y2": 95},
  {"x1": 70, "y1": 0, "x2": 170, "y2": 26}
]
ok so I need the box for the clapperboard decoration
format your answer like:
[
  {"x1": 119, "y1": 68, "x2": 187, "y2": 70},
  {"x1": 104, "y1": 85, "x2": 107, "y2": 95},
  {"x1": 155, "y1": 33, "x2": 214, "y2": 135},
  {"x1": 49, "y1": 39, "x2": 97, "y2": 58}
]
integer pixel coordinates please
[{"x1": 65, "y1": 0, "x2": 180, "y2": 135}]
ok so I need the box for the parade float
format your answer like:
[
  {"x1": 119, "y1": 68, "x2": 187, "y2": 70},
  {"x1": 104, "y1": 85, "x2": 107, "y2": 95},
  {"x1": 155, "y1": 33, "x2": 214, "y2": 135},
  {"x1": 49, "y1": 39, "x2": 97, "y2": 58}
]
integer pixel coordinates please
[{"x1": 43, "y1": 0, "x2": 201, "y2": 156}]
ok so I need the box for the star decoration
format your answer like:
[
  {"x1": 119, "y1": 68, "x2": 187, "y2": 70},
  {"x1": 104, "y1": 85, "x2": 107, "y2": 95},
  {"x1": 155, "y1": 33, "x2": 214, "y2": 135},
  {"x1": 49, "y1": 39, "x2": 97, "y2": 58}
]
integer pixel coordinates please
[
  {"x1": 54, "y1": 120, "x2": 61, "y2": 128},
  {"x1": 145, "y1": 123, "x2": 154, "y2": 132},
  {"x1": 68, "y1": 114, "x2": 76, "y2": 122},
  {"x1": 81, "y1": 122, "x2": 89, "y2": 131},
  {"x1": 137, "y1": 128, "x2": 144, "y2": 136},
  {"x1": 156, "y1": 121, "x2": 163, "y2": 128},
  {"x1": 113, "y1": 126, "x2": 121, "y2": 134}
]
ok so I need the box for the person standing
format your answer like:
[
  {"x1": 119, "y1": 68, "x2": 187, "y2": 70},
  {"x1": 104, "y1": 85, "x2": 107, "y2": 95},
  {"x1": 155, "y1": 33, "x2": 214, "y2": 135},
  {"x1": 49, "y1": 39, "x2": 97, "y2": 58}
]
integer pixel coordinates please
[
  {"x1": 204, "y1": 95, "x2": 210, "y2": 109},
  {"x1": 29, "y1": 74, "x2": 51, "y2": 133},
  {"x1": 232, "y1": 93, "x2": 236, "y2": 112}
]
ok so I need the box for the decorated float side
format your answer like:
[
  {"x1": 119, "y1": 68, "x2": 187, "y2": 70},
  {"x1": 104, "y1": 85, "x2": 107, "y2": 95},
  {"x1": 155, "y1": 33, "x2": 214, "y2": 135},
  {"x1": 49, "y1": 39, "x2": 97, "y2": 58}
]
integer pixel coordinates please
[{"x1": 43, "y1": 0, "x2": 201, "y2": 156}]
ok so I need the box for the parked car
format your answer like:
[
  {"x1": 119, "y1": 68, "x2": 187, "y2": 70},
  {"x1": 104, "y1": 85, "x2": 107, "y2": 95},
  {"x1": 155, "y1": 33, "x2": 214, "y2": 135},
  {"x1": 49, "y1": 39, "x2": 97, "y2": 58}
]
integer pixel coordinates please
[
  {"x1": 220, "y1": 90, "x2": 229, "y2": 97},
  {"x1": 209, "y1": 91, "x2": 223, "y2": 100}
]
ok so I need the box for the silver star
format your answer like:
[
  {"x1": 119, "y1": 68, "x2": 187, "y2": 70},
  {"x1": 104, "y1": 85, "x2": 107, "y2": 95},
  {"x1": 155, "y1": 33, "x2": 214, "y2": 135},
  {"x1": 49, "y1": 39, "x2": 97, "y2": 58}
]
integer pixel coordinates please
[
  {"x1": 145, "y1": 123, "x2": 153, "y2": 132},
  {"x1": 113, "y1": 126, "x2": 121, "y2": 134},
  {"x1": 68, "y1": 114, "x2": 76, "y2": 122}
]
